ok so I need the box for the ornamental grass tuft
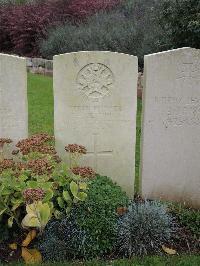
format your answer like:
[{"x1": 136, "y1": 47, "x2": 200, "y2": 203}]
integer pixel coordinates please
[{"x1": 117, "y1": 200, "x2": 175, "y2": 257}]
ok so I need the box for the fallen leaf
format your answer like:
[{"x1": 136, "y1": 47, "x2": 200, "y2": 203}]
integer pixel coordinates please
[
  {"x1": 117, "y1": 207, "x2": 128, "y2": 216},
  {"x1": 22, "y1": 247, "x2": 42, "y2": 264},
  {"x1": 22, "y1": 247, "x2": 34, "y2": 264},
  {"x1": 22, "y1": 230, "x2": 37, "y2": 247},
  {"x1": 162, "y1": 245, "x2": 177, "y2": 255},
  {"x1": 8, "y1": 216, "x2": 14, "y2": 228},
  {"x1": 9, "y1": 243, "x2": 17, "y2": 250}
]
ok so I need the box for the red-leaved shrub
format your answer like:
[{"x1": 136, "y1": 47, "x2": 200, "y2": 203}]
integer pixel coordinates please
[{"x1": 0, "y1": 0, "x2": 120, "y2": 57}]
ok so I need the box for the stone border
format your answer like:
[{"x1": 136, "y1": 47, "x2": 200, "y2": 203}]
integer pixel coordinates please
[{"x1": 26, "y1": 57, "x2": 53, "y2": 76}]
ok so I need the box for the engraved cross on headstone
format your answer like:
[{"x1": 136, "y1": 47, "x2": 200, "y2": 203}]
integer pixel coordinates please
[{"x1": 86, "y1": 133, "x2": 113, "y2": 170}]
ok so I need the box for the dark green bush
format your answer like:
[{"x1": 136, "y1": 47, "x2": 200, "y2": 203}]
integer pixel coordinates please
[
  {"x1": 178, "y1": 209, "x2": 200, "y2": 238},
  {"x1": 72, "y1": 174, "x2": 129, "y2": 258},
  {"x1": 117, "y1": 201, "x2": 174, "y2": 257},
  {"x1": 158, "y1": 0, "x2": 200, "y2": 50},
  {"x1": 37, "y1": 235, "x2": 68, "y2": 262},
  {"x1": 37, "y1": 217, "x2": 91, "y2": 262},
  {"x1": 0, "y1": 221, "x2": 9, "y2": 243}
]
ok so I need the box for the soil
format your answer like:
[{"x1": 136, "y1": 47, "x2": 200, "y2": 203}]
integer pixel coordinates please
[
  {"x1": 169, "y1": 221, "x2": 200, "y2": 254},
  {"x1": 0, "y1": 230, "x2": 26, "y2": 263},
  {"x1": 0, "y1": 243, "x2": 21, "y2": 263}
]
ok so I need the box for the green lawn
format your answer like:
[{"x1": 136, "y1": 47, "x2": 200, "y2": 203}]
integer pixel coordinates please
[
  {"x1": 27, "y1": 73, "x2": 142, "y2": 192},
  {"x1": 1, "y1": 255, "x2": 200, "y2": 266},
  {"x1": 28, "y1": 73, "x2": 54, "y2": 136}
]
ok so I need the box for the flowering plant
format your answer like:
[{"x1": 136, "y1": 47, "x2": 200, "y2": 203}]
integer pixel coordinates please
[
  {"x1": 0, "y1": 134, "x2": 94, "y2": 231},
  {"x1": 65, "y1": 144, "x2": 87, "y2": 167}
]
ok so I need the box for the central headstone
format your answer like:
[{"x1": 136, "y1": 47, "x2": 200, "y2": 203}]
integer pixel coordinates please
[
  {"x1": 54, "y1": 51, "x2": 138, "y2": 196},
  {"x1": 0, "y1": 54, "x2": 28, "y2": 142}
]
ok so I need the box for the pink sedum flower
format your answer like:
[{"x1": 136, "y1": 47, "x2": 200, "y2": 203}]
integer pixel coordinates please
[
  {"x1": 71, "y1": 166, "x2": 95, "y2": 179},
  {"x1": 23, "y1": 188, "x2": 45, "y2": 204}
]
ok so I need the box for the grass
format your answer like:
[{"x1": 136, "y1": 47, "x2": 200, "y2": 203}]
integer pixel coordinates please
[
  {"x1": 28, "y1": 73, "x2": 142, "y2": 192},
  {"x1": 0, "y1": 255, "x2": 200, "y2": 266},
  {"x1": 135, "y1": 97, "x2": 142, "y2": 193},
  {"x1": 28, "y1": 73, "x2": 54, "y2": 136}
]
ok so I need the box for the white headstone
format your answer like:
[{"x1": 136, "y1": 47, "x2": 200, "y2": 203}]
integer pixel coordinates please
[
  {"x1": 141, "y1": 48, "x2": 200, "y2": 208},
  {"x1": 0, "y1": 54, "x2": 28, "y2": 141},
  {"x1": 54, "y1": 51, "x2": 138, "y2": 196}
]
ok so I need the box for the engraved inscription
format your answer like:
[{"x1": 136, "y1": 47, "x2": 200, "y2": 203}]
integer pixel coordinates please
[
  {"x1": 77, "y1": 63, "x2": 114, "y2": 99},
  {"x1": 71, "y1": 105, "x2": 121, "y2": 116},
  {"x1": 155, "y1": 96, "x2": 200, "y2": 127}
]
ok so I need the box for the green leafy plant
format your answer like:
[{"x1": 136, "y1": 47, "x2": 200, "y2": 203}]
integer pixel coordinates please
[
  {"x1": 0, "y1": 168, "x2": 55, "y2": 228},
  {"x1": 52, "y1": 163, "x2": 88, "y2": 216},
  {"x1": 0, "y1": 170, "x2": 28, "y2": 227},
  {"x1": 116, "y1": 200, "x2": 175, "y2": 257},
  {"x1": 65, "y1": 144, "x2": 87, "y2": 168},
  {"x1": 22, "y1": 201, "x2": 52, "y2": 232},
  {"x1": 0, "y1": 134, "x2": 89, "y2": 231},
  {"x1": 71, "y1": 174, "x2": 129, "y2": 258},
  {"x1": 169, "y1": 203, "x2": 200, "y2": 238}
]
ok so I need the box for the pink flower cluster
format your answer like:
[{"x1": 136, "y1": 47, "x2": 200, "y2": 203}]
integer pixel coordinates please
[
  {"x1": 0, "y1": 138, "x2": 12, "y2": 147},
  {"x1": 16, "y1": 133, "x2": 55, "y2": 155},
  {"x1": 71, "y1": 166, "x2": 95, "y2": 179},
  {"x1": 23, "y1": 188, "x2": 45, "y2": 204},
  {"x1": 65, "y1": 144, "x2": 87, "y2": 154},
  {"x1": 0, "y1": 159, "x2": 15, "y2": 173}
]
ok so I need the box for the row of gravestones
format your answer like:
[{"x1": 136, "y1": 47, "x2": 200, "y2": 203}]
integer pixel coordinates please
[{"x1": 0, "y1": 48, "x2": 199, "y2": 208}]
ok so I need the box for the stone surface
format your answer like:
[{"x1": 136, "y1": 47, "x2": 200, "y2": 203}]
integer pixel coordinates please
[
  {"x1": 141, "y1": 48, "x2": 200, "y2": 208},
  {"x1": 0, "y1": 54, "x2": 28, "y2": 141},
  {"x1": 54, "y1": 51, "x2": 138, "y2": 196}
]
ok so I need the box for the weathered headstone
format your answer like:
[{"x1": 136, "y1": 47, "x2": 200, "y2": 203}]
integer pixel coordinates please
[
  {"x1": 141, "y1": 48, "x2": 200, "y2": 208},
  {"x1": 0, "y1": 54, "x2": 28, "y2": 141},
  {"x1": 54, "y1": 51, "x2": 138, "y2": 196}
]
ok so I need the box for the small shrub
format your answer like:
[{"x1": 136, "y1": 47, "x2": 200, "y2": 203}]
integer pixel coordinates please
[
  {"x1": 117, "y1": 201, "x2": 174, "y2": 257},
  {"x1": 37, "y1": 235, "x2": 68, "y2": 262},
  {"x1": 71, "y1": 174, "x2": 129, "y2": 258},
  {"x1": 37, "y1": 217, "x2": 91, "y2": 262}
]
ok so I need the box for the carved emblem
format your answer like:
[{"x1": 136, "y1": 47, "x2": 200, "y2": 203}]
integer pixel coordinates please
[{"x1": 77, "y1": 63, "x2": 114, "y2": 99}]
